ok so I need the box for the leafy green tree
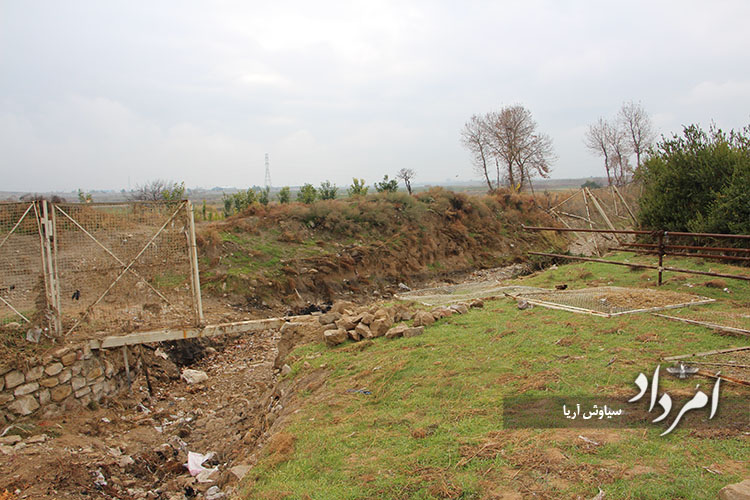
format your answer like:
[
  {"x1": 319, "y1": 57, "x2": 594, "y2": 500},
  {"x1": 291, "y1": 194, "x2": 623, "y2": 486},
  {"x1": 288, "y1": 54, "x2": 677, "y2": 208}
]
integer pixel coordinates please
[
  {"x1": 374, "y1": 175, "x2": 399, "y2": 193},
  {"x1": 638, "y1": 124, "x2": 750, "y2": 233},
  {"x1": 581, "y1": 180, "x2": 601, "y2": 189},
  {"x1": 347, "y1": 178, "x2": 369, "y2": 197},
  {"x1": 297, "y1": 183, "x2": 317, "y2": 204},
  {"x1": 77, "y1": 189, "x2": 92, "y2": 203},
  {"x1": 277, "y1": 186, "x2": 291, "y2": 204},
  {"x1": 319, "y1": 180, "x2": 338, "y2": 200},
  {"x1": 258, "y1": 186, "x2": 270, "y2": 206}
]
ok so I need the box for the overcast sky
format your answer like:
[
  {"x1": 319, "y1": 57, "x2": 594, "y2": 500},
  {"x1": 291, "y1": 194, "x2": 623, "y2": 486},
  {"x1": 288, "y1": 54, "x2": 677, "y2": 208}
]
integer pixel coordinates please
[{"x1": 2, "y1": 1, "x2": 749, "y2": 192}]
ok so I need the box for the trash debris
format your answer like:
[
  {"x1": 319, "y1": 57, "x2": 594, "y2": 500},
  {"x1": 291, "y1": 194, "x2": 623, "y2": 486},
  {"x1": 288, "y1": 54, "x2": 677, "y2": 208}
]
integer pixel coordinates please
[
  {"x1": 181, "y1": 369, "x2": 208, "y2": 385},
  {"x1": 666, "y1": 362, "x2": 699, "y2": 379},
  {"x1": 578, "y1": 435, "x2": 601, "y2": 446},
  {"x1": 346, "y1": 388, "x2": 372, "y2": 395},
  {"x1": 92, "y1": 469, "x2": 107, "y2": 489},
  {"x1": 205, "y1": 486, "x2": 226, "y2": 500},
  {"x1": 185, "y1": 451, "x2": 218, "y2": 481},
  {"x1": 590, "y1": 488, "x2": 605, "y2": 500},
  {"x1": 25, "y1": 327, "x2": 41, "y2": 343},
  {"x1": 155, "y1": 347, "x2": 169, "y2": 360},
  {"x1": 398, "y1": 282, "x2": 411, "y2": 291}
]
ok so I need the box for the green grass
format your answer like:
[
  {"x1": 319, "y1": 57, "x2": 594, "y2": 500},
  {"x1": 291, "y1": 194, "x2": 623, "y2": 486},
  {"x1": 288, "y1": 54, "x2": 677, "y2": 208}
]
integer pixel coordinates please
[{"x1": 242, "y1": 254, "x2": 750, "y2": 499}]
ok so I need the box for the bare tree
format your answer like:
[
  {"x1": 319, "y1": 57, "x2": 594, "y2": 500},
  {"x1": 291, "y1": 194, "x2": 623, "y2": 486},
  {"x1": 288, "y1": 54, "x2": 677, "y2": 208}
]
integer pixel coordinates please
[
  {"x1": 460, "y1": 114, "x2": 494, "y2": 192},
  {"x1": 130, "y1": 180, "x2": 185, "y2": 201},
  {"x1": 461, "y1": 105, "x2": 554, "y2": 193},
  {"x1": 584, "y1": 118, "x2": 616, "y2": 186},
  {"x1": 618, "y1": 101, "x2": 656, "y2": 169},
  {"x1": 396, "y1": 168, "x2": 416, "y2": 194},
  {"x1": 608, "y1": 126, "x2": 633, "y2": 185}
]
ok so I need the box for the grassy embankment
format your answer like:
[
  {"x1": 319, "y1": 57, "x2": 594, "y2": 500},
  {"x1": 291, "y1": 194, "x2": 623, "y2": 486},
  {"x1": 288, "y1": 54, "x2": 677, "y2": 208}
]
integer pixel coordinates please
[
  {"x1": 242, "y1": 253, "x2": 749, "y2": 499},
  {"x1": 196, "y1": 189, "x2": 564, "y2": 309}
]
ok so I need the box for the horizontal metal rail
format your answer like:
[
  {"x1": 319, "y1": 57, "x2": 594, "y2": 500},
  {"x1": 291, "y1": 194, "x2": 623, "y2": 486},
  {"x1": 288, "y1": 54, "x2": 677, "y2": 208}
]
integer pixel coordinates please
[
  {"x1": 522, "y1": 225, "x2": 651, "y2": 235},
  {"x1": 528, "y1": 252, "x2": 750, "y2": 281}
]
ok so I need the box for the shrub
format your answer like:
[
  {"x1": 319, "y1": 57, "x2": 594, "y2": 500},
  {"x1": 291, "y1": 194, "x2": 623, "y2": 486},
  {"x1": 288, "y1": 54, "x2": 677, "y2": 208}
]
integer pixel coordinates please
[
  {"x1": 259, "y1": 186, "x2": 270, "y2": 206},
  {"x1": 278, "y1": 186, "x2": 291, "y2": 204},
  {"x1": 319, "y1": 181, "x2": 338, "y2": 200},
  {"x1": 374, "y1": 175, "x2": 399, "y2": 193},
  {"x1": 297, "y1": 183, "x2": 317, "y2": 204},
  {"x1": 347, "y1": 178, "x2": 368, "y2": 197},
  {"x1": 637, "y1": 123, "x2": 750, "y2": 233}
]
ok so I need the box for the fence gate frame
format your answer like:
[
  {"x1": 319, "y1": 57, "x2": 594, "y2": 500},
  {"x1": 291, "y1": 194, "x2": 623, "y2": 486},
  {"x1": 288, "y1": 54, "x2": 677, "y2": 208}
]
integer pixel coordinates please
[{"x1": 0, "y1": 199, "x2": 204, "y2": 337}]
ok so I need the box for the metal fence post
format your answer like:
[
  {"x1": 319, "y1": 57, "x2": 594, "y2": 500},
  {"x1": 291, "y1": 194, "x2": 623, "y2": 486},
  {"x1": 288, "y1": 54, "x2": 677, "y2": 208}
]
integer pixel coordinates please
[{"x1": 186, "y1": 200, "x2": 204, "y2": 325}]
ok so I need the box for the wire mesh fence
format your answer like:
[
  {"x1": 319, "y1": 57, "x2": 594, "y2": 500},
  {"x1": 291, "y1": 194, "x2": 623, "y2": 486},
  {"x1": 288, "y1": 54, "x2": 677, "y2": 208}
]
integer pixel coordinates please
[
  {"x1": 655, "y1": 306, "x2": 750, "y2": 334},
  {"x1": 0, "y1": 202, "x2": 45, "y2": 326},
  {"x1": 509, "y1": 286, "x2": 714, "y2": 317},
  {"x1": 53, "y1": 201, "x2": 198, "y2": 335},
  {"x1": 665, "y1": 347, "x2": 750, "y2": 385},
  {"x1": 0, "y1": 200, "x2": 202, "y2": 337},
  {"x1": 396, "y1": 282, "x2": 545, "y2": 306}
]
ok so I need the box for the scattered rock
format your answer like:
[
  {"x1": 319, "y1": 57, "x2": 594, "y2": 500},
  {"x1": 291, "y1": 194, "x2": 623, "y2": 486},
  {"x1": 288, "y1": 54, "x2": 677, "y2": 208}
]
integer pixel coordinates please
[
  {"x1": 318, "y1": 311, "x2": 342, "y2": 325},
  {"x1": 355, "y1": 323, "x2": 373, "y2": 340},
  {"x1": 719, "y1": 480, "x2": 750, "y2": 500},
  {"x1": 181, "y1": 369, "x2": 208, "y2": 385},
  {"x1": 360, "y1": 312, "x2": 374, "y2": 325},
  {"x1": 403, "y1": 326, "x2": 425, "y2": 338},
  {"x1": 347, "y1": 329, "x2": 360, "y2": 341},
  {"x1": 280, "y1": 364, "x2": 292, "y2": 376},
  {"x1": 517, "y1": 299, "x2": 531, "y2": 310},
  {"x1": 470, "y1": 299, "x2": 484, "y2": 308},
  {"x1": 335, "y1": 316, "x2": 357, "y2": 332},
  {"x1": 412, "y1": 310, "x2": 435, "y2": 327},
  {"x1": 323, "y1": 329, "x2": 348, "y2": 346},
  {"x1": 398, "y1": 282, "x2": 411, "y2": 291},
  {"x1": 385, "y1": 325, "x2": 408, "y2": 339},
  {"x1": 330, "y1": 301, "x2": 356, "y2": 314},
  {"x1": 449, "y1": 304, "x2": 469, "y2": 314},
  {"x1": 370, "y1": 319, "x2": 390, "y2": 338}
]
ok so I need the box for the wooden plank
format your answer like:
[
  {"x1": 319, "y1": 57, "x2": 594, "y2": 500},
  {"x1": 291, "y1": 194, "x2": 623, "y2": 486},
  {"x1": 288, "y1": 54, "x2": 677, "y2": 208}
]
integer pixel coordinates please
[{"x1": 89, "y1": 315, "x2": 314, "y2": 349}]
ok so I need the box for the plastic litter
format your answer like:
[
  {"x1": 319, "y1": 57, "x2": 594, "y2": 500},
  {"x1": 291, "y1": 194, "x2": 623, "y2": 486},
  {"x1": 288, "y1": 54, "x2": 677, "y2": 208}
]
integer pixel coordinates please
[
  {"x1": 346, "y1": 388, "x2": 372, "y2": 395},
  {"x1": 185, "y1": 451, "x2": 218, "y2": 481}
]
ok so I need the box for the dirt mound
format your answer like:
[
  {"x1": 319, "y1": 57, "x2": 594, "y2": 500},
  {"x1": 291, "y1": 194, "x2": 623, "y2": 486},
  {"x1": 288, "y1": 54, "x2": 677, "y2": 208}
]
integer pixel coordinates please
[{"x1": 197, "y1": 188, "x2": 566, "y2": 314}]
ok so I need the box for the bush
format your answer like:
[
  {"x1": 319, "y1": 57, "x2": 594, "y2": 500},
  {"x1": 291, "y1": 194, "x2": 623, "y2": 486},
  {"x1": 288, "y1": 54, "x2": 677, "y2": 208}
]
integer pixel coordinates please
[
  {"x1": 278, "y1": 186, "x2": 291, "y2": 204},
  {"x1": 347, "y1": 178, "x2": 368, "y2": 197},
  {"x1": 319, "y1": 181, "x2": 338, "y2": 200},
  {"x1": 374, "y1": 175, "x2": 399, "y2": 193},
  {"x1": 637, "y1": 124, "x2": 750, "y2": 233},
  {"x1": 297, "y1": 183, "x2": 317, "y2": 204},
  {"x1": 259, "y1": 186, "x2": 270, "y2": 206}
]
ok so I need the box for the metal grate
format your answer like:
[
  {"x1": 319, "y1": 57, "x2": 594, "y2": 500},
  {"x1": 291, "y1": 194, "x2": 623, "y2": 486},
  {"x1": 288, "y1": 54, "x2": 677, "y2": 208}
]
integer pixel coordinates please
[
  {"x1": 396, "y1": 281, "x2": 545, "y2": 306},
  {"x1": 665, "y1": 346, "x2": 750, "y2": 385},
  {"x1": 0, "y1": 202, "x2": 45, "y2": 326},
  {"x1": 509, "y1": 286, "x2": 714, "y2": 317}
]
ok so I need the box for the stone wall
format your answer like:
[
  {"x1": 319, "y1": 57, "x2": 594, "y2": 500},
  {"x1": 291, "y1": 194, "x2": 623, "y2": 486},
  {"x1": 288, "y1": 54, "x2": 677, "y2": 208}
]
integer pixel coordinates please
[{"x1": 0, "y1": 343, "x2": 138, "y2": 424}]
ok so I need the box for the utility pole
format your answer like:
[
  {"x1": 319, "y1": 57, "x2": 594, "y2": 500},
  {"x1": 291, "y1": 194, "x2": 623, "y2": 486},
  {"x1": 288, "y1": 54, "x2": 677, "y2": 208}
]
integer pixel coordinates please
[{"x1": 264, "y1": 153, "x2": 272, "y2": 190}]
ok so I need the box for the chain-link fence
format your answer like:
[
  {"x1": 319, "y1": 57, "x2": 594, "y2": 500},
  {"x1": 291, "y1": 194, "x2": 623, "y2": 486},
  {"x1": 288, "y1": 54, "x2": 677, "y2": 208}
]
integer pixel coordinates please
[
  {"x1": 0, "y1": 202, "x2": 45, "y2": 326},
  {"x1": 0, "y1": 201, "x2": 202, "y2": 337}
]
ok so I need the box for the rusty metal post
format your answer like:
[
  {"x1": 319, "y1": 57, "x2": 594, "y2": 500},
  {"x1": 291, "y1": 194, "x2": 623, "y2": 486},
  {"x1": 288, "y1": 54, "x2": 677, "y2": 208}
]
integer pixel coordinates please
[{"x1": 657, "y1": 231, "x2": 665, "y2": 286}]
